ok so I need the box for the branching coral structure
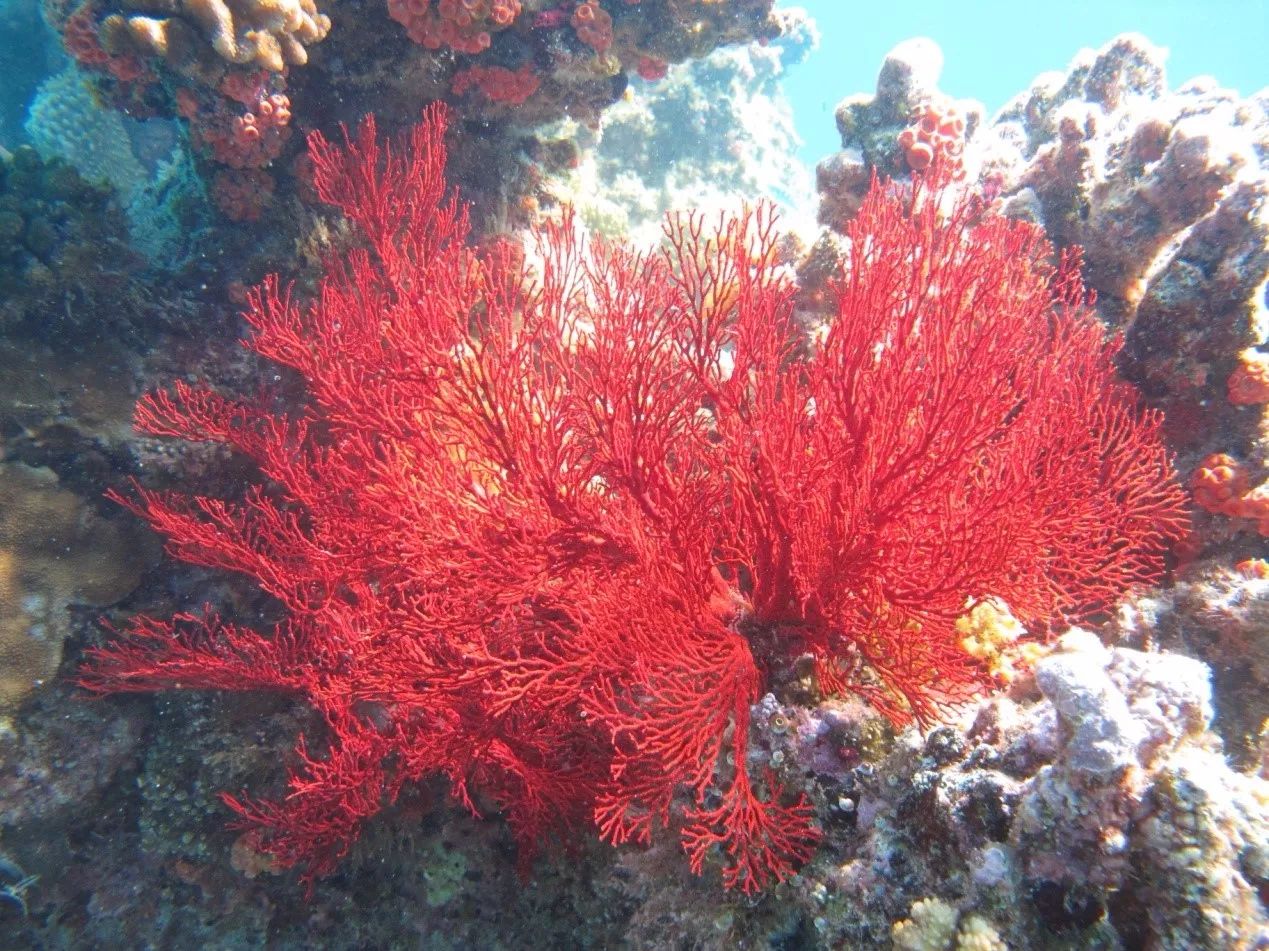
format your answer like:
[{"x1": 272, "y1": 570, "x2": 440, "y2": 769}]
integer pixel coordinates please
[{"x1": 80, "y1": 107, "x2": 1188, "y2": 893}]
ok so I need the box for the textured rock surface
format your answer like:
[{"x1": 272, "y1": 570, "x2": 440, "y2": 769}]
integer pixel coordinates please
[
  {"x1": 48, "y1": 0, "x2": 791, "y2": 228},
  {"x1": 816, "y1": 34, "x2": 1268, "y2": 370},
  {"x1": 563, "y1": 9, "x2": 817, "y2": 245},
  {"x1": 0, "y1": 143, "x2": 142, "y2": 333},
  {"x1": 0, "y1": 463, "x2": 152, "y2": 714},
  {"x1": 1110, "y1": 562, "x2": 1269, "y2": 767},
  {"x1": 769, "y1": 632, "x2": 1268, "y2": 951}
]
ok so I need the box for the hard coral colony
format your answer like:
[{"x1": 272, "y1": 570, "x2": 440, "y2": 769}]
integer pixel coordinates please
[
  {"x1": 80, "y1": 107, "x2": 1188, "y2": 892},
  {"x1": 54, "y1": 0, "x2": 693, "y2": 222}
]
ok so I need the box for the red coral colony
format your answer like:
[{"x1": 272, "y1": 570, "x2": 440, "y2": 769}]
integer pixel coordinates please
[{"x1": 80, "y1": 106, "x2": 1188, "y2": 893}]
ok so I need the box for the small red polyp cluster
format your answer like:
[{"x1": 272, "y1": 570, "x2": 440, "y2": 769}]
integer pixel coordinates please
[
  {"x1": 636, "y1": 54, "x2": 668, "y2": 81},
  {"x1": 451, "y1": 63, "x2": 541, "y2": 105},
  {"x1": 62, "y1": 3, "x2": 151, "y2": 85},
  {"x1": 210, "y1": 169, "x2": 275, "y2": 222},
  {"x1": 232, "y1": 95, "x2": 292, "y2": 150},
  {"x1": 386, "y1": 0, "x2": 521, "y2": 54},
  {"x1": 898, "y1": 97, "x2": 967, "y2": 173},
  {"x1": 572, "y1": 0, "x2": 613, "y2": 52},
  {"x1": 186, "y1": 89, "x2": 294, "y2": 170},
  {"x1": 1227, "y1": 351, "x2": 1269, "y2": 405},
  {"x1": 219, "y1": 70, "x2": 271, "y2": 106},
  {"x1": 63, "y1": 4, "x2": 106, "y2": 64},
  {"x1": 173, "y1": 73, "x2": 293, "y2": 219}
]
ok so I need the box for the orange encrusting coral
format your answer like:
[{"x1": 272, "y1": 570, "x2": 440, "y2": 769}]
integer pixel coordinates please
[
  {"x1": 210, "y1": 169, "x2": 275, "y2": 221},
  {"x1": 572, "y1": 0, "x2": 614, "y2": 52},
  {"x1": 386, "y1": 0, "x2": 522, "y2": 54},
  {"x1": 63, "y1": 2, "x2": 152, "y2": 84},
  {"x1": 1192, "y1": 453, "x2": 1269, "y2": 535},
  {"x1": 451, "y1": 63, "x2": 541, "y2": 104},
  {"x1": 636, "y1": 54, "x2": 668, "y2": 81}
]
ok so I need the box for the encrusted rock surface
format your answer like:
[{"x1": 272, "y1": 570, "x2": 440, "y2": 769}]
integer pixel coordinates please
[{"x1": 768, "y1": 631, "x2": 1268, "y2": 951}]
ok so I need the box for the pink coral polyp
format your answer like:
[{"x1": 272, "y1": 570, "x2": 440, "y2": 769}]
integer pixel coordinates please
[{"x1": 899, "y1": 98, "x2": 967, "y2": 175}]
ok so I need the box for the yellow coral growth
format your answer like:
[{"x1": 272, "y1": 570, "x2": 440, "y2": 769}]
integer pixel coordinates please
[
  {"x1": 956, "y1": 598, "x2": 1045, "y2": 683},
  {"x1": 892, "y1": 898, "x2": 960, "y2": 951},
  {"x1": 955, "y1": 915, "x2": 1007, "y2": 951},
  {"x1": 892, "y1": 898, "x2": 1009, "y2": 951}
]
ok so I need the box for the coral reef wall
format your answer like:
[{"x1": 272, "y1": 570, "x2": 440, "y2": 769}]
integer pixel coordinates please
[
  {"x1": 46, "y1": 0, "x2": 793, "y2": 224},
  {"x1": 1, "y1": 19, "x2": 1267, "y2": 951},
  {"x1": 0, "y1": 463, "x2": 152, "y2": 717},
  {"x1": 815, "y1": 34, "x2": 1269, "y2": 379},
  {"x1": 0, "y1": 143, "x2": 138, "y2": 333},
  {"x1": 619, "y1": 630, "x2": 1267, "y2": 950}
]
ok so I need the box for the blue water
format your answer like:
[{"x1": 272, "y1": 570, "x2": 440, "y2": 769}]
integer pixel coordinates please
[{"x1": 787, "y1": 0, "x2": 1269, "y2": 165}]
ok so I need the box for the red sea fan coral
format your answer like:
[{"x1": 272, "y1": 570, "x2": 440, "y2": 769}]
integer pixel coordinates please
[{"x1": 81, "y1": 106, "x2": 1188, "y2": 892}]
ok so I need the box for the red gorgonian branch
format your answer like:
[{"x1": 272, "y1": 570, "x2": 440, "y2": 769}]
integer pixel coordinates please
[{"x1": 81, "y1": 105, "x2": 1188, "y2": 892}]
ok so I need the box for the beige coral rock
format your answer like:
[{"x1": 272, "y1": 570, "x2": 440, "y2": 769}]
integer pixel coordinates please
[
  {"x1": 0, "y1": 463, "x2": 150, "y2": 714},
  {"x1": 103, "y1": 0, "x2": 330, "y2": 73},
  {"x1": 955, "y1": 915, "x2": 1007, "y2": 951},
  {"x1": 892, "y1": 897, "x2": 961, "y2": 951}
]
